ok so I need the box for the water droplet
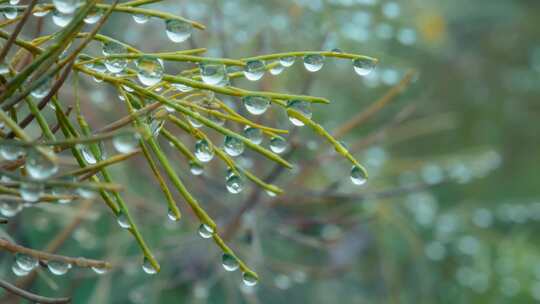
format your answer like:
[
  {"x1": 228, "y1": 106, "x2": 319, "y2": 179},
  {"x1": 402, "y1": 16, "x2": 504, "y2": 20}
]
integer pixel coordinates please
[
  {"x1": 194, "y1": 139, "x2": 214, "y2": 162},
  {"x1": 223, "y1": 136, "x2": 244, "y2": 157},
  {"x1": 132, "y1": 13, "x2": 149, "y2": 24},
  {"x1": 0, "y1": 199, "x2": 22, "y2": 217},
  {"x1": 353, "y1": 58, "x2": 377, "y2": 76},
  {"x1": 47, "y1": 260, "x2": 71, "y2": 276},
  {"x1": 287, "y1": 99, "x2": 312, "y2": 126},
  {"x1": 20, "y1": 182, "x2": 43, "y2": 202},
  {"x1": 331, "y1": 48, "x2": 343, "y2": 53},
  {"x1": 9, "y1": 0, "x2": 20, "y2": 5},
  {"x1": 269, "y1": 64, "x2": 285, "y2": 75},
  {"x1": 149, "y1": 119, "x2": 164, "y2": 138},
  {"x1": 198, "y1": 223, "x2": 214, "y2": 239},
  {"x1": 3, "y1": 7, "x2": 18, "y2": 19},
  {"x1": 242, "y1": 272, "x2": 258, "y2": 287},
  {"x1": 12, "y1": 263, "x2": 29, "y2": 276},
  {"x1": 112, "y1": 133, "x2": 139, "y2": 154},
  {"x1": 200, "y1": 63, "x2": 226, "y2": 85},
  {"x1": 165, "y1": 19, "x2": 192, "y2": 43},
  {"x1": 269, "y1": 137, "x2": 287, "y2": 154},
  {"x1": 303, "y1": 54, "x2": 325, "y2": 72},
  {"x1": 243, "y1": 95, "x2": 270, "y2": 115},
  {"x1": 26, "y1": 148, "x2": 58, "y2": 180},
  {"x1": 135, "y1": 56, "x2": 163, "y2": 86},
  {"x1": 83, "y1": 8, "x2": 102, "y2": 24},
  {"x1": 0, "y1": 62, "x2": 9, "y2": 75},
  {"x1": 226, "y1": 174, "x2": 244, "y2": 194},
  {"x1": 243, "y1": 60, "x2": 265, "y2": 81},
  {"x1": 15, "y1": 254, "x2": 38, "y2": 271},
  {"x1": 33, "y1": 6, "x2": 50, "y2": 17},
  {"x1": 30, "y1": 77, "x2": 52, "y2": 99},
  {"x1": 52, "y1": 10, "x2": 73, "y2": 27},
  {"x1": 279, "y1": 56, "x2": 295, "y2": 67},
  {"x1": 77, "y1": 187, "x2": 96, "y2": 199},
  {"x1": 52, "y1": 177, "x2": 75, "y2": 204},
  {"x1": 0, "y1": 144, "x2": 25, "y2": 160},
  {"x1": 187, "y1": 114, "x2": 203, "y2": 128},
  {"x1": 116, "y1": 212, "x2": 131, "y2": 229},
  {"x1": 167, "y1": 208, "x2": 180, "y2": 222},
  {"x1": 350, "y1": 165, "x2": 367, "y2": 185},
  {"x1": 142, "y1": 257, "x2": 157, "y2": 274},
  {"x1": 221, "y1": 253, "x2": 239, "y2": 272},
  {"x1": 265, "y1": 190, "x2": 277, "y2": 197},
  {"x1": 172, "y1": 83, "x2": 192, "y2": 92},
  {"x1": 102, "y1": 41, "x2": 128, "y2": 74},
  {"x1": 189, "y1": 161, "x2": 204, "y2": 175},
  {"x1": 78, "y1": 143, "x2": 104, "y2": 165},
  {"x1": 52, "y1": 0, "x2": 81, "y2": 14},
  {"x1": 92, "y1": 266, "x2": 107, "y2": 274},
  {"x1": 243, "y1": 126, "x2": 262, "y2": 145}
]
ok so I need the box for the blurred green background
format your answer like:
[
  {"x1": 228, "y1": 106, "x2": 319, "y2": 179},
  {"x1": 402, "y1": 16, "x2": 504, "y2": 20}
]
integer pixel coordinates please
[{"x1": 2, "y1": 0, "x2": 540, "y2": 303}]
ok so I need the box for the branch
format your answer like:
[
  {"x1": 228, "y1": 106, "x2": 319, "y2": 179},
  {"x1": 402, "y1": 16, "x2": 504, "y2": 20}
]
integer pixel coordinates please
[{"x1": 0, "y1": 278, "x2": 71, "y2": 304}]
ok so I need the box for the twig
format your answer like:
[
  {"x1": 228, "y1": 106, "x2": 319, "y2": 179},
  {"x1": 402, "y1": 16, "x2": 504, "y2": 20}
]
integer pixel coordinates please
[
  {"x1": 0, "y1": 278, "x2": 71, "y2": 304},
  {"x1": 0, "y1": 238, "x2": 111, "y2": 269}
]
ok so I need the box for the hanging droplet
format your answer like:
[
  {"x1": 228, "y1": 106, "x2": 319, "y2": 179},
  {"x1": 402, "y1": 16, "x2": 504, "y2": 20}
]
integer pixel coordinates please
[
  {"x1": 52, "y1": 177, "x2": 75, "y2": 204},
  {"x1": 226, "y1": 174, "x2": 244, "y2": 194},
  {"x1": 20, "y1": 182, "x2": 43, "y2": 202},
  {"x1": 243, "y1": 126, "x2": 263, "y2": 145},
  {"x1": 242, "y1": 272, "x2": 258, "y2": 287},
  {"x1": 83, "y1": 8, "x2": 102, "y2": 24},
  {"x1": 33, "y1": 6, "x2": 50, "y2": 17},
  {"x1": 350, "y1": 165, "x2": 367, "y2": 185},
  {"x1": 269, "y1": 64, "x2": 285, "y2": 75},
  {"x1": 149, "y1": 119, "x2": 164, "y2": 138},
  {"x1": 47, "y1": 261, "x2": 71, "y2": 276},
  {"x1": 172, "y1": 83, "x2": 192, "y2": 92},
  {"x1": 331, "y1": 48, "x2": 344, "y2": 53},
  {"x1": 167, "y1": 208, "x2": 180, "y2": 222},
  {"x1": 30, "y1": 77, "x2": 52, "y2": 99},
  {"x1": 200, "y1": 63, "x2": 226, "y2": 85},
  {"x1": 243, "y1": 60, "x2": 265, "y2": 81},
  {"x1": 223, "y1": 136, "x2": 244, "y2": 157},
  {"x1": 3, "y1": 7, "x2": 18, "y2": 19},
  {"x1": 142, "y1": 257, "x2": 157, "y2": 274},
  {"x1": 15, "y1": 253, "x2": 38, "y2": 272},
  {"x1": 287, "y1": 99, "x2": 312, "y2": 126},
  {"x1": 116, "y1": 212, "x2": 131, "y2": 229},
  {"x1": 208, "y1": 112, "x2": 226, "y2": 126},
  {"x1": 303, "y1": 54, "x2": 325, "y2": 72},
  {"x1": 265, "y1": 190, "x2": 277, "y2": 197},
  {"x1": 78, "y1": 143, "x2": 104, "y2": 165},
  {"x1": 165, "y1": 19, "x2": 193, "y2": 43},
  {"x1": 242, "y1": 95, "x2": 270, "y2": 115},
  {"x1": 132, "y1": 13, "x2": 149, "y2": 24},
  {"x1": 221, "y1": 253, "x2": 239, "y2": 272},
  {"x1": 0, "y1": 144, "x2": 25, "y2": 161},
  {"x1": 0, "y1": 199, "x2": 22, "y2": 217},
  {"x1": 279, "y1": 56, "x2": 295, "y2": 67},
  {"x1": 135, "y1": 56, "x2": 164, "y2": 86},
  {"x1": 52, "y1": 10, "x2": 73, "y2": 27},
  {"x1": 91, "y1": 266, "x2": 108, "y2": 274},
  {"x1": 77, "y1": 187, "x2": 96, "y2": 199},
  {"x1": 26, "y1": 148, "x2": 58, "y2": 180},
  {"x1": 0, "y1": 62, "x2": 9, "y2": 75},
  {"x1": 187, "y1": 114, "x2": 203, "y2": 128},
  {"x1": 52, "y1": 0, "x2": 81, "y2": 14},
  {"x1": 112, "y1": 133, "x2": 140, "y2": 154},
  {"x1": 102, "y1": 41, "x2": 128, "y2": 74},
  {"x1": 269, "y1": 137, "x2": 287, "y2": 154},
  {"x1": 194, "y1": 139, "x2": 214, "y2": 163},
  {"x1": 198, "y1": 223, "x2": 214, "y2": 239},
  {"x1": 189, "y1": 161, "x2": 204, "y2": 176},
  {"x1": 353, "y1": 58, "x2": 377, "y2": 76},
  {"x1": 12, "y1": 263, "x2": 29, "y2": 277},
  {"x1": 9, "y1": 0, "x2": 20, "y2": 5}
]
